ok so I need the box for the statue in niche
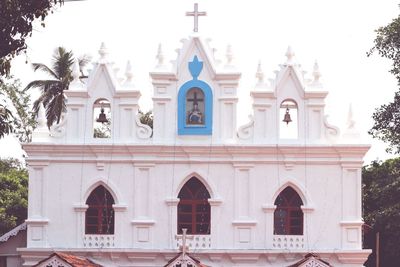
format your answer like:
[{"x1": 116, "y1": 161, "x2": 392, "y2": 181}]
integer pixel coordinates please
[{"x1": 186, "y1": 88, "x2": 204, "y2": 125}]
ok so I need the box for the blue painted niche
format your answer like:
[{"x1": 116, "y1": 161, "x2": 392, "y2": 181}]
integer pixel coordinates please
[{"x1": 178, "y1": 56, "x2": 213, "y2": 135}]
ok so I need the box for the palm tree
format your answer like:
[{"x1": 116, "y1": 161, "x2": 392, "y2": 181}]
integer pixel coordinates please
[{"x1": 26, "y1": 47, "x2": 74, "y2": 128}]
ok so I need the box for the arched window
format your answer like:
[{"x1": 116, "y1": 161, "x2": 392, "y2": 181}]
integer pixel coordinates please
[
  {"x1": 85, "y1": 185, "x2": 115, "y2": 234},
  {"x1": 274, "y1": 186, "x2": 303, "y2": 235},
  {"x1": 177, "y1": 177, "x2": 211, "y2": 235}
]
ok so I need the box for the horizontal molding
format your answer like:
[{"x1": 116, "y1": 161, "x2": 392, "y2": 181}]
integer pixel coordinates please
[
  {"x1": 301, "y1": 205, "x2": 315, "y2": 213},
  {"x1": 208, "y1": 198, "x2": 223, "y2": 206},
  {"x1": 73, "y1": 204, "x2": 88, "y2": 212},
  {"x1": 23, "y1": 143, "x2": 370, "y2": 159},
  {"x1": 112, "y1": 204, "x2": 128, "y2": 212},
  {"x1": 262, "y1": 204, "x2": 276, "y2": 212},
  {"x1": 131, "y1": 219, "x2": 156, "y2": 226},
  {"x1": 25, "y1": 218, "x2": 49, "y2": 226},
  {"x1": 232, "y1": 220, "x2": 257, "y2": 226},
  {"x1": 165, "y1": 198, "x2": 180, "y2": 206},
  {"x1": 340, "y1": 220, "x2": 364, "y2": 227},
  {"x1": 18, "y1": 248, "x2": 373, "y2": 265}
]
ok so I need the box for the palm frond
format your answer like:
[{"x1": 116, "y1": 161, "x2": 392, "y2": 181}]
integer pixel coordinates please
[
  {"x1": 31, "y1": 63, "x2": 58, "y2": 79},
  {"x1": 29, "y1": 46, "x2": 74, "y2": 128},
  {"x1": 78, "y1": 54, "x2": 92, "y2": 77},
  {"x1": 52, "y1": 47, "x2": 74, "y2": 85},
  {"x1": 45, "y1": 92, "x2": 66, "y2": 127},
  {"x1": 25, "y1": 80, "x2": 61, "y2": 91}
]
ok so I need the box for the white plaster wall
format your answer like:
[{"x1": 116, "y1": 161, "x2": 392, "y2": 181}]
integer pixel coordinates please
[{"x1": 27, "y1": 155, "x2": 357, "y2": 250}]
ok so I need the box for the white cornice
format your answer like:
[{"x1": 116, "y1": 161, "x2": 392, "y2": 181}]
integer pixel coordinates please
[{"x1": 22, "y1": 143, "x2": 370, "y2": 165}]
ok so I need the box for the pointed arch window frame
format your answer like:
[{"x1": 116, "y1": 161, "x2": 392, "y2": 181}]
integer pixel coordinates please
[
  {"x1": 85, "y1": 185, "x2": 115, "y2": 235},
  {"x1": 178, "y1": 56, "x2": 213, "y2": 135},
  {"x1": 177, "y1": 177, "x2": 211, "y2": 235},
  {"x1": 273, "y1": 186, "x2": 304, "y2": 235}
]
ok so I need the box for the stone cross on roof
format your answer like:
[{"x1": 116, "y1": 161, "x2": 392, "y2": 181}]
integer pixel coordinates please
[
  {"x1": 186, "y1": 3, "x2": 207, "y2": 32},
  {"x1": 176, "y1": 228, "x2": 193, "y2": 257}
]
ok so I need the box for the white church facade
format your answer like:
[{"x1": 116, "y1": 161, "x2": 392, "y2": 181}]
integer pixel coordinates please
[{"x1": 19, "y1": 6, "x2": 370, "y2": 266}]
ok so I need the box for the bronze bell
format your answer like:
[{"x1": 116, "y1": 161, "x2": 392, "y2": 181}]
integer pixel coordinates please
[
  {"x1": 283, "y1": 107, "x2": 292, "y2": 125},
  {"x1": 96, "y1": 107, "x2": 108, "y2": 123}
]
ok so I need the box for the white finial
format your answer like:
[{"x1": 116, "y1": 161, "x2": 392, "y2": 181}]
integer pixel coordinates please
[
  {"x1": 285, "y1": 46, "x2": 295, "y2": 64},
  {"x1": 255, "y1": 61, "x2": 264, "y2": 84},
  {"x1": 342, "y1": 103, "x2": 360, "y2": 141},
  {"x1": 212, "y1": 47, "x2": 217, "y2": 58},
  {"x1": 224, "y1": 45, "x2": 234, "y2": 69},
  {"x1": 347, "y1": 103, "x2": 356, "y2": 130},
  {"x1": 37, "y1": 103, "x2": 47, "y2": 128},
  {"x1": 69, "y1": 58, "x2": 85, "y2": 89},
  {"x1": 124, "y1": 61, "x2": 134, "y2": 85},
  {"x1": 72, "y1": 58, "x2": 80, "y2": 80},
  {"x1": 156, "y1": 43, "x2": 165, "y2": 68},
  {"x1": 113, "y1": 66, "x2": 120, "y2": 76},
  {"x1": 32, "y1": 103, "x2": 51, "y2": 141},
  {"x1": 313, "y1": 60, "x2": 321, "y2": 84},
  {"x1": 98, "y1": 42, "x2": 108, "y2": 60}
]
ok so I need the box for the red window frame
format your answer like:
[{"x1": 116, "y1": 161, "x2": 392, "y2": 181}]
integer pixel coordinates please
[
  {"x1": 273, "y1": 186, "x2": 304, "y2": 235},
  {"x1": 85, "y1": 185, "x2": 115, "y2": 235},
  {"x1": 177, "y1": 177, "x2": 211, "y2": 235}
]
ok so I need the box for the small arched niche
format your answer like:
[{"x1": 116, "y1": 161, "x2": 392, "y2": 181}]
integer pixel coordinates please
[
  {"x1": 186, "y1": 88, "x2": 205, "y2": 125},
  {"x1": 279, "y1": 99, "x2": 298, "y2": 139},
  {"x1": 93, "y1": 98, "x2": 111, "y2": 138}
]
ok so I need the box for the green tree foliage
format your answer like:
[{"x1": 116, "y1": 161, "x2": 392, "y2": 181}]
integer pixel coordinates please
[
  {"x1": 0, "y1": 78, "x2": 37, "y2": 142},
  {"x1": 368, "y1": 14, "x2": 400, "y2": 82},
  {"x1": 0, "y1": 0, "x2": 64, "y2": 77},
  {"x1": 26, "y1": 47, "x2": 74, "y2": 128},
  {"x1": 0, "y1": 158, "x2": 28, "y2": 235},
  {"x1": 363, "y1": 158, "x2": 400, "y2": 267},
  {"x1": 369, "y1": 91, "x2": 400, "y2": 153},
  {"x1": 93, "y1": 116, "x2": 111, "y2": 138},
  {"x1": 0, "y1": 99, "x2": 13, "y2": 139},
  {"x1": 368, "y1": 10, "x2": 400, "y2": 153}
]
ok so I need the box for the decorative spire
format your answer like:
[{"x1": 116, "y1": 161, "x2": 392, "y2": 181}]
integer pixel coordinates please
[
  {"x1": 98, "y1": 42, "x2": 108, "y2": 61},
  {"x1": 123, "y1": 60, "x2": 134, "y2": 87},
  {"x1": 312, "y1": 60, "x2": 322, "y2": 85},
  {"x1": 155, "y1": 43, "x2": 166, "y2": 69},
  {"x1": 37, "y1": 103, "x2": 47, "y2": 129},
  {"x1": 255, "y1": 61, "x2": 264, "y2": 84},
  {"x1": 72, "y1": 58, "x2": 80, "y2": 81},
  {"x1": 224, "y1": 44, "x2": 235, "y2": 69},
  {"x1": 346, "y1": 103, "x2": 356, "y2": 130},
  {"x1": 342, "y1": 103, "x2": 360, "y2": 141},
  {"x1": 32, "y1": 103, "x2": 50, "y2": 141},
  {"x1": 285, "y1": 46, "x2": 295, "y2": 65},
  {"x1": 69, "y1": 58, "x2": 84, "y2": 89}
]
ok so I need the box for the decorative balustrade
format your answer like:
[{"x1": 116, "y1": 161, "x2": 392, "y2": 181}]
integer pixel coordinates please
[
  {"x1": 272, "y1": 235, "x2": 304, "y2": 249},
  {"x1": 83, "y1": 235, "x2": 115, "y2": 248},
  {"x1": 175, "y1": 234, "x2": 211, "y2": 249}
]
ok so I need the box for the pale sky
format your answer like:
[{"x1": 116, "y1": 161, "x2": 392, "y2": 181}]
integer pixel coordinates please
[{"x1": 1, "y1": 0, "x2": 399, "y2": 164}]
